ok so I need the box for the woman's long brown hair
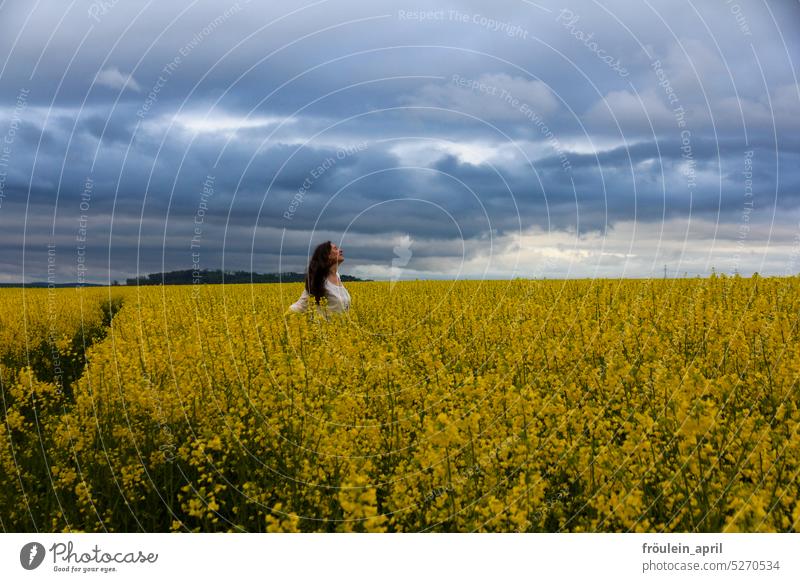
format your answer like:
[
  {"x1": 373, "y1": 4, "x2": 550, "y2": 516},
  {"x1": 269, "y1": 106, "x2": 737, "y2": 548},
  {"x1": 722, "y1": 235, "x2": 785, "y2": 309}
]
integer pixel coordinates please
[{"x1": 305, "y1": 241, "x2": 333, "y2": 304}]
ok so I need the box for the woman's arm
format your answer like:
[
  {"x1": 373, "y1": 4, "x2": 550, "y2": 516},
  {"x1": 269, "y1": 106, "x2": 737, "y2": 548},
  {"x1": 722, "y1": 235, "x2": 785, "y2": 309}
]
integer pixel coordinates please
[{"x1": 287, "y1": 288, "x2": 310, "y2": 313}]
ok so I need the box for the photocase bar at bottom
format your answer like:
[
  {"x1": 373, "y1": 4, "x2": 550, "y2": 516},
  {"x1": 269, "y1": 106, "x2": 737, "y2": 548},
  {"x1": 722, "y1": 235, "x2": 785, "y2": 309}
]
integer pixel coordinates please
[{"x1": 0, "y1": 533, "x2": 797, "y2": 581}]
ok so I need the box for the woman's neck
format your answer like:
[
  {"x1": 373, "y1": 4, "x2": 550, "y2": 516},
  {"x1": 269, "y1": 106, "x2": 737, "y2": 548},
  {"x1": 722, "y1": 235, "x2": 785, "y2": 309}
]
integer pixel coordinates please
[{"x1": 329, "y1": 264, "x2": 338, "y2": 277}]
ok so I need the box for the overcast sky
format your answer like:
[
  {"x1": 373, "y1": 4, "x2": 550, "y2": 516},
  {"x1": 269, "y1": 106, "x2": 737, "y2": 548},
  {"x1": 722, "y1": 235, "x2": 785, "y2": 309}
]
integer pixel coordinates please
[{"x1": 0, "y1": 0, "x2": 798, "y2": 283}]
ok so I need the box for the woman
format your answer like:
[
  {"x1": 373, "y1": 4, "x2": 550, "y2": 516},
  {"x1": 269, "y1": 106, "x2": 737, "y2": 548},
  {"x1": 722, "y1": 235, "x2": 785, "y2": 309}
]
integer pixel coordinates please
[{"x1": 287, "y1": 241, "x2": 351, "y2": 315}]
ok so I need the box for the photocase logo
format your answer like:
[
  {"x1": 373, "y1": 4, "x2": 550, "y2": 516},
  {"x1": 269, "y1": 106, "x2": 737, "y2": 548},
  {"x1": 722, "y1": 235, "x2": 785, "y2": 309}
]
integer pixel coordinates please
[
  {"x1": 390, "y1": 234, "x2": 413, "y2": 291},
  {"x1": 20, "y1": 542, "x2": 46, "y2": 570}
]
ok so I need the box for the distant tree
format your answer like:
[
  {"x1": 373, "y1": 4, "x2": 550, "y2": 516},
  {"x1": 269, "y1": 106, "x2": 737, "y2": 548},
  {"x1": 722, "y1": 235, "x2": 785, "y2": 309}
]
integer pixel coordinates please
[{"x1": 125, "y1": 269, "x2": 371, "y2": 286}]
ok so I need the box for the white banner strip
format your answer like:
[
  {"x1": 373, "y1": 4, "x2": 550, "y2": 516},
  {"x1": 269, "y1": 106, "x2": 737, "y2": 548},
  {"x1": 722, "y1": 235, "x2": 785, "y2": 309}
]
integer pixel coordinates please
[{"x1": 1, "y1": 533, "x2": 797, "y2": 581}]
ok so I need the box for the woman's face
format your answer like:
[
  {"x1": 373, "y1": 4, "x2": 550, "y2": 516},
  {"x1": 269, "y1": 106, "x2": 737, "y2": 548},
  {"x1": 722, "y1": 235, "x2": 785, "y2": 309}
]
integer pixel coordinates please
[{"x1": 329, "y1": 243, "x2": 344, "y2": 265}]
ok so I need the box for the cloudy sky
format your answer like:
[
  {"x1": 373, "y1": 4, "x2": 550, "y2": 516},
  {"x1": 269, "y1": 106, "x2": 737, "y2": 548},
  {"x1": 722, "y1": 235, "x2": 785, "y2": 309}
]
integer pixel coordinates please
[{"x1": 0, "y1": 0, "x2": 798, "y2": 283}]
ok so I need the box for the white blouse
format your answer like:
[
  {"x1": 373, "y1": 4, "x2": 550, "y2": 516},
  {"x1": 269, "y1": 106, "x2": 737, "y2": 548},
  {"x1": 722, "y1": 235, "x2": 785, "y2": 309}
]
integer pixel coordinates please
[{"x1": 288, "y1": 272, "x2": 351, "y2": 314}]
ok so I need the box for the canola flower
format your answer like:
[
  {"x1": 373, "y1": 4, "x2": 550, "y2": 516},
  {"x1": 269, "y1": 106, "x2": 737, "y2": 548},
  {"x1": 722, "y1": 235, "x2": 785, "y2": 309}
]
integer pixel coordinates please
[{"x1": 1, "y1": 274, "x2": 799, "y2": 532}]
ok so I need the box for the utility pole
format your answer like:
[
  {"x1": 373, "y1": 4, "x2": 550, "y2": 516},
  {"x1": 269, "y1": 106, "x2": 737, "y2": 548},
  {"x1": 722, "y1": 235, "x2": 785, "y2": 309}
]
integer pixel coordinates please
[{"x1": 664, "y1": 264, "x2": 667, "y2": 279}]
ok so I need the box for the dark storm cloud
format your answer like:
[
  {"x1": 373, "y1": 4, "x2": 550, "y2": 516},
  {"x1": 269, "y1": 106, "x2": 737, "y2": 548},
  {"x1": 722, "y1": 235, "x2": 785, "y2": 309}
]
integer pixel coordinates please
[{"x1": 0, "y1": 0, "x2": 798, "y2": 282}]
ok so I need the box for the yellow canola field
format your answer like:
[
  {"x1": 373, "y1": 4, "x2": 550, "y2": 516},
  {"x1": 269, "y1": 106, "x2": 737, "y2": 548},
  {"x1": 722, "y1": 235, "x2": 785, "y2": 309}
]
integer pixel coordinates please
[{"x1": 1, "y1": 275, "x2": 799, "y2": 532}]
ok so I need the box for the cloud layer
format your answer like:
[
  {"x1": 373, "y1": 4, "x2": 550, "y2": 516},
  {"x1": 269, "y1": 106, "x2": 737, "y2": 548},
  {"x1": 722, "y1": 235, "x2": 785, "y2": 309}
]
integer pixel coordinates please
[{"x1": 0, "y1": 0, "x2": 798, "y2": 282}]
